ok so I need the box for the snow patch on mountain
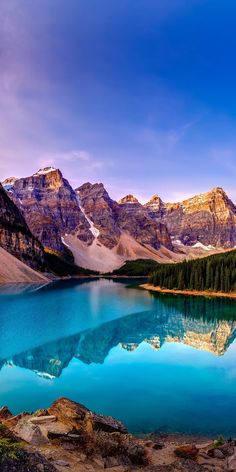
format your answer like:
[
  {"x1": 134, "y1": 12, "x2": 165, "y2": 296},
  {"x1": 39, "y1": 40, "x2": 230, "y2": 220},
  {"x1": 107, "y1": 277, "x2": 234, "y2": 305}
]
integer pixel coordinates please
[
  {"x1": 192, "y1": 242, "x2": 215, "y2": 251},
  {"x1": 61, "y1": 236, "x2": 72, "y2": 249},
  {"x1": 34, "y1": 167, "x2": 57, "y2": 176},
  {"x1": 76, "y1": 196, "x2": 100, "y2": 238},
  {"x1": 2, "y1": 177, "x2": 18, "y2": 191}
]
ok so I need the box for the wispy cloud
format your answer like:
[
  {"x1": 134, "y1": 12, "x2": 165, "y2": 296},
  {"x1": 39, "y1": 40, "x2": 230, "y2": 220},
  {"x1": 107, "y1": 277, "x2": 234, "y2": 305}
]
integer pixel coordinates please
[
  {"x1": 136, "y1": 121, "x2": 196, "y2": 155},
  {"x1": 38, "y1": 149, "x2": 92, "y2": 167}
]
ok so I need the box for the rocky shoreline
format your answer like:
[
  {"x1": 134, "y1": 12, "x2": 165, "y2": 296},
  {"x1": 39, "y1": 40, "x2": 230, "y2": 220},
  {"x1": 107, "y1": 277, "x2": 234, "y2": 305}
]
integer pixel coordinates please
[
  {"x1": 0, "y1": 397, "x2": 235, "y2": 471},
  {"x1": 141, "y1": 283, "x2": 236, "y2": 299}
]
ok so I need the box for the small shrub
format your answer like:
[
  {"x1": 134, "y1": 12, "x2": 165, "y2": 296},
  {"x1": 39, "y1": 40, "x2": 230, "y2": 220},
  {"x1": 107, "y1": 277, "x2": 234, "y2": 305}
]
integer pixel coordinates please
[
  {"x1": 0, "y1": 438, "x2": 23, "y2": 461},
  {"x1": 213, "y1": 435, "x2": 225, "y2": 448}
]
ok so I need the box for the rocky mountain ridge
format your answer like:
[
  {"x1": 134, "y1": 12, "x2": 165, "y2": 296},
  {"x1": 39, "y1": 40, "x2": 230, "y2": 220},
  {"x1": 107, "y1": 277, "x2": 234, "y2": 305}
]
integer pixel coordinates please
[
  {"x1": 3, "y1": 167, "x2": 92, "y2": 255},
  {"x1": 145, "y1": 187, "x2": 236, "y2": 248},
  {"x1": 2, "y1": 167, "x2": 236, "y2": 273}
]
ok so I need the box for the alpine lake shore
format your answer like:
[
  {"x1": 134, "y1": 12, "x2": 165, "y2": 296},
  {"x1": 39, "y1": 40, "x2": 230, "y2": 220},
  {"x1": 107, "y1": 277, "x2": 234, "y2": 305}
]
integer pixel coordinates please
[
  {"x1": 1, "y1": 396, "x2": 236, "y2": 472},
  {"x1": 1, "y1": 260, "x2": 236, "y2": 471},
  {"x1": 140, "y1": 283, "x2": 236, "y2": 300},
  {"x1": 1, "y1": 275, "x2": 236, "y2": 472}
]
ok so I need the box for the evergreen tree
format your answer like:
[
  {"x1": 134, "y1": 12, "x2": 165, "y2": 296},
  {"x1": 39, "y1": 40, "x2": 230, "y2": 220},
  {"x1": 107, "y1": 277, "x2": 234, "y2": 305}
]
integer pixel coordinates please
[{"x1": 149, "y1": 250, "x2": 236, "y2": 294}]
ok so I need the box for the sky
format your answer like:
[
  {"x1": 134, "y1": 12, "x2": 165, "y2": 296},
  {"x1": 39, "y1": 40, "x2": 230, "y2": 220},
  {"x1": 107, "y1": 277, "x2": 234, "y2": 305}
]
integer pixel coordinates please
[{"x1": 1, "y1": 0, "x2": 236, "y2": 203}]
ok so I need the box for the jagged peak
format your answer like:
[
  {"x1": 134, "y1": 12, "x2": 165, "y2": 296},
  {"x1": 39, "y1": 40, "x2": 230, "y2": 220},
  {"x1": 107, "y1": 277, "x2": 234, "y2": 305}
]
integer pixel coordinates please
[
  {"x1": 76, "y1": 182, "x2": 92, "y2": 192},
  {"x1": 208, "y1": 186, "x2": 227, "y2": 197},
  {"x1": 2, "y1": 176, "x2": 18, "y2": 185},
  {"x1": 76, "y1": 182, "x2": 105, "y2": 193},
  {"x1": 119, "y1": 194, "x2": 139, "y2": 204},
  {"x1": 145, "y1": 194, "x2": 162, "y2": 206},
  {"x1": 33, "y1": 167, "x2": 58, "y2": 176},
  {"x1": 179, "y1": 187, "x2": 230, "y2": 206}
]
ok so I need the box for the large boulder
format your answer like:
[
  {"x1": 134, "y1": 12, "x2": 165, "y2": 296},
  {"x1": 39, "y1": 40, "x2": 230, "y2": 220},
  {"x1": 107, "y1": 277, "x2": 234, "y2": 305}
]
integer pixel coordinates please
[
  {"x1": 14, "y1": 419, "x2": 49, "y2": 445},
  {"x1": 48, "y1": 397, "x2": 127, "y2": 434}
]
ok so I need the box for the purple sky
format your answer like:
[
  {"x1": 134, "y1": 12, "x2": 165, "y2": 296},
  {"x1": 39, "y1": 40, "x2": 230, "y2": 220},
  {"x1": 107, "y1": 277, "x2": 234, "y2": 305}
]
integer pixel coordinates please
[{"x1": 1, "y1": 0, "x2": 236, "y2": 203}]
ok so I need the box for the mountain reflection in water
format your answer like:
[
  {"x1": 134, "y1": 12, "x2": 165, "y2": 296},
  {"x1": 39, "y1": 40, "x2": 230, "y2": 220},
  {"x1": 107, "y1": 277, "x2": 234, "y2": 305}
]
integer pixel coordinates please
[
  {"x1": 2, "y1": 292, "x2": 236, "y2": 378},
  {"x1": 1, "y1": 279, "x2": 236, "y2": 436}
]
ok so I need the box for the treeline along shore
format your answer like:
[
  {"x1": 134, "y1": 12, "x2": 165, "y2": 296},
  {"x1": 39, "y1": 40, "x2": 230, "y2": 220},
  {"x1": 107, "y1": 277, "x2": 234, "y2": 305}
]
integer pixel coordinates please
[{"x1": 146, "y1": 250, "x2": 236, "y2": 295}]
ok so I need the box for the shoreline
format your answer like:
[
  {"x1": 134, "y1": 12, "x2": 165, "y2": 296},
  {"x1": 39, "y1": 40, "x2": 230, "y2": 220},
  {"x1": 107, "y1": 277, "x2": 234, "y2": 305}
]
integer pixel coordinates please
[
  {"x1": 140, "y1": 283, "x2": 236, "y2": 299},
  {"x1": 0, "y1": 397, "x2": 231, "y2": 472},
  {"x1": 0, "y1": 275, "x2": 148, "y2": 285}
]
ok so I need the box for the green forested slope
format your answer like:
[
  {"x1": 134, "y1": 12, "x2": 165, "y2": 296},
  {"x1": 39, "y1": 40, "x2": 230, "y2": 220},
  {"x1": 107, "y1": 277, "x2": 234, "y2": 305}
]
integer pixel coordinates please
[
  {"x1": 110, "y1": 259, "x2": 159, "y2": 276},
  {"x1": 149, "y1": 250, "x2": 236, "y2": 293}
]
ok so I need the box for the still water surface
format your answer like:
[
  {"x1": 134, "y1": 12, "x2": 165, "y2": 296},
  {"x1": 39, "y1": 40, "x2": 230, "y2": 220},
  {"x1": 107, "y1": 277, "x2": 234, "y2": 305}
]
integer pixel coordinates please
[{"x1": 1, "y1": 278, "x2": 236, "y2": 436}]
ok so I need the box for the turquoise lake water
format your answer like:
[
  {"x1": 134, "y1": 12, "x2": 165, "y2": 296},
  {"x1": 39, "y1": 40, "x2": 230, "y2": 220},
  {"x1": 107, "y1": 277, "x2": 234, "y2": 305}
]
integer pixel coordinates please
[{"x1": 1, "y1": 278, "x2": 236, "y2": 436}]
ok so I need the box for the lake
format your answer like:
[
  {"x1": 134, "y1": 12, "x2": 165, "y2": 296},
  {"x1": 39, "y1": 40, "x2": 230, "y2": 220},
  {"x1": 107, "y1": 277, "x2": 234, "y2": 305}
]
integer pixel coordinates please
[{"x1": 1, "y1": 278, "x2": 236, "y2": 437}]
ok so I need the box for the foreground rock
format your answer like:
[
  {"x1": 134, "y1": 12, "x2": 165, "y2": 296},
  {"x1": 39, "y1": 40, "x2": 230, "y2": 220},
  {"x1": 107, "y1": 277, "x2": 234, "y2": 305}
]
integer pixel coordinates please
[
  {"x1": 0, "y1": 398, "x2": 235, "y2": 471},
  {"x1": 48, "y1": 397, "x2": 127, "y2": 434},
  {"x1": 14, "y1": 418, "x2": 49, "y2": 445},
  {"x1": 0, "y1": 417, "x2": 56, "y2": 472},
  {"x1": 0, "y1": 451, "x2": 57, "y2": 472}
]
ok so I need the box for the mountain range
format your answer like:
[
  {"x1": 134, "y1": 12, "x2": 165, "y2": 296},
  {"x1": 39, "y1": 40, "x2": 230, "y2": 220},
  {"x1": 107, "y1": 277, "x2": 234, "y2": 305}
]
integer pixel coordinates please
[{"x1": 1, "y1": 166, "x2": 236, "y2": 280}]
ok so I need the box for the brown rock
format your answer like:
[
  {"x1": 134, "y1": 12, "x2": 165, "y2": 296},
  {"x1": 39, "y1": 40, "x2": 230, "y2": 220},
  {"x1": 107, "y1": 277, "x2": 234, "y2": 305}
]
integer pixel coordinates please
[
  {"x1": 48, "y1": 397, "x2": 93, "y2": 431},
  {"x1": 104, "y1": 456, "x2": 120, "y2": 468},
  {"x1": 228, "y1": 453, "x2": 236, "y2": 470},
  {"x1": 146, "y1": 459, "x2": 206, "y2": 471},
  {"x1": 48, "y1": 397, "x2": 127, "y2": 434},
  {"x1": 152, "y1": 440, "x2": 165, "y2": 450},
  {"x1": 0, "y1": 406, "x2": 13, "y2": 419},
  {"x1": 30, "y1": 416, "x2": 56, "y2": 425},
  {"x1": 53, "y1": 459, "x2": 70, "y2": 467},
  {"x1": 213, "y1": 448, "x2": 225, "y2": 459},
  {"x1": 34, "y1": 409, "x2": 49, "y2": 417},
  {"x1": 92, "y1": 412, "x2": 127, "y2": 434},
  {"x1": 5, "y1": 412, "x2": 30, "y2": 429},
  {"x1": 174, "y1": 444, "x2": 198, "y2": 460}
]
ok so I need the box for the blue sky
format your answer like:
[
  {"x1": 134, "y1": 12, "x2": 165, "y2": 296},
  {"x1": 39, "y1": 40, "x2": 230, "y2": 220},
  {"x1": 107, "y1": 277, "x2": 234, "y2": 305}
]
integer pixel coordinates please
[{"x1": 1, "y1": 0, "x2": 236, "y2": 202}]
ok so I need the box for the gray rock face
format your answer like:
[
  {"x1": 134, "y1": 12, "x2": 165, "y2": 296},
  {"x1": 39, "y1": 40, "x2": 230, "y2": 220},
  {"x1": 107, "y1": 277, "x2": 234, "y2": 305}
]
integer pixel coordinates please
[
  {"x1": 4, "y1": 167, "x2": 236, "y2": 265},
  {"x1": 5, "y1": 168, "x2": 91, "y2": 254},
  {"x1": 117, "y1": 195, "x2": 172, "y2": 250},
  {"x1": 0, "y1": 183, "x2": 46, "y2": 270},
  {"x1": 77, "y1": 182, "x2": 120, "y2": 248},
  {"x1": 77, "y1": 184, "x2": 172, "y2": 251}
]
